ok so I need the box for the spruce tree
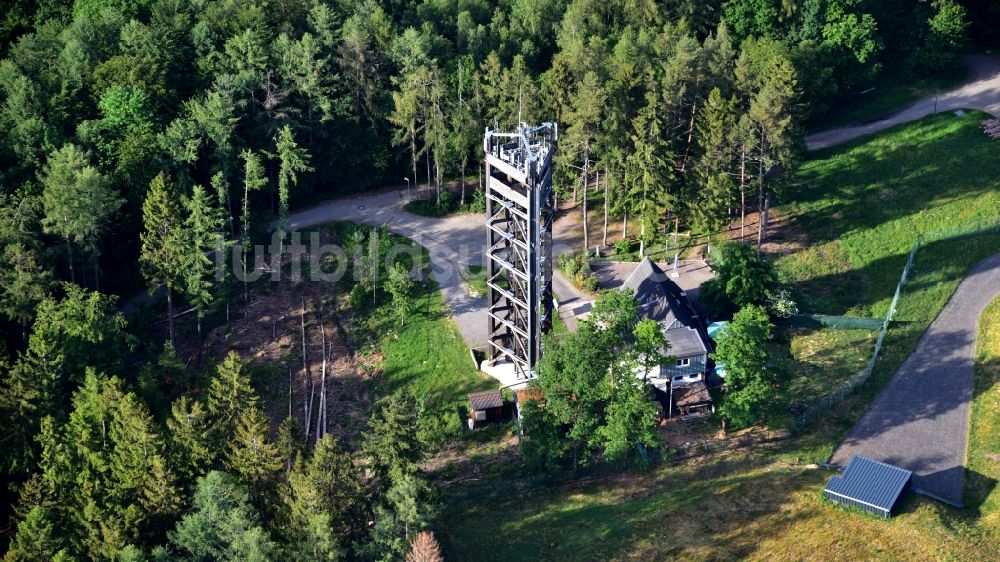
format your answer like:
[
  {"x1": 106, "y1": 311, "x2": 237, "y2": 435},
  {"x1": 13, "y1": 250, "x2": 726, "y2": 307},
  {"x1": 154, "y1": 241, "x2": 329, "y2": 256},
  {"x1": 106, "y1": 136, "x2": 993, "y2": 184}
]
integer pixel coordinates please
[
  {"x1": 692, "y1": 88, "x2": 737, "y2": 235},
  {"x1": 183, "y1": 183, "x2": 227, "y2": 343},
  {"x1": 225, "y1": 406, "x2": 283, "y2": 502},
  {"x1": 206, "y1": 352, "x2": 260, "y2": 445},
  {"x1": 166, "y1": 396, "x2": 216, "y2": 484},
  {"x1": 274, "y1": 125, "x2": 312, "y2": 245},
  {"x1": 140, "y1": 172, "x2": 186, "y2": 346},
  {"x1": 362, "y1": 393, "x2": 422, "y2": 482}
]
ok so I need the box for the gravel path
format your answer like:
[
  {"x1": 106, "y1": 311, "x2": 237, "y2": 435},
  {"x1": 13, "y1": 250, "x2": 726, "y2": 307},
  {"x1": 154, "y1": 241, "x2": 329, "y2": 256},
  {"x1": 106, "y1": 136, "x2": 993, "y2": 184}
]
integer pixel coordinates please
[
  {"x1": 829, "y1": 252, "x2": 1000, "y2": 506},
  {"x1": 287, "y1": 187, "x2": 592, "y2": 347},
  {"x1": 806, "y1": 55, "x2": 1000, "y2": 150}
]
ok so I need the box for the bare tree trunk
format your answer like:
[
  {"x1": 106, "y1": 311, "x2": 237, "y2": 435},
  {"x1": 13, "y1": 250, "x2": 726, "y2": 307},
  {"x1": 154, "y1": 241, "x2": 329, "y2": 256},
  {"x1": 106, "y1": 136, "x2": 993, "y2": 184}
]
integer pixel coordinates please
[
  {"x1": 65, "y1": 236, "x2": 75, "y2": 284},
  {"x1": 287, "y1": 365, "x2": 293, "y2": 472},
  {"x1": 760, "y1": 193, "x2": 771, "y2": 243},
  {"x1": 318, "y1": 322, "x2": 327, "y2": 443},
  {"x1": 301, "y1": 297, "x2": 313, "y2": 441},
  {"x1": 739, "y1": 145, "x2": 747, "y2": 241},
  {"x1": 166, "y1": 285, "x2": 175, "y2": 346},
  {"x1": 461, "y1": 158, "x2": 467, "y2": 205},
  {"x1": 411, "y1": 130, "x2": 418, "y2": 203},
  {"x1": 757, "y1": 130, "x2": 767, "y2": 246},
  {"x1": 602, "y1": 167, "x2": 609, "y2": 247},
  {"x1": 623, "y1": 211, "x2": 628, "y2": 241},
  {"x1": 582, "y1": 142, "x2": 589, "y2": 253}
]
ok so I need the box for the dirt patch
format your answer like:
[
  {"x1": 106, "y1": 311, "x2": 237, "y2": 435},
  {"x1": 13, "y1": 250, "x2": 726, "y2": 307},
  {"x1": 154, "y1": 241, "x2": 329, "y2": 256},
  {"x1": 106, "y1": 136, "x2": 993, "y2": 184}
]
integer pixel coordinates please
[
  {"x1": 721, "y1": 208, "x2": 808, "y2": 256},
  {"x1": 198, "y1": 230, "x2": 372, "y2": 444}
]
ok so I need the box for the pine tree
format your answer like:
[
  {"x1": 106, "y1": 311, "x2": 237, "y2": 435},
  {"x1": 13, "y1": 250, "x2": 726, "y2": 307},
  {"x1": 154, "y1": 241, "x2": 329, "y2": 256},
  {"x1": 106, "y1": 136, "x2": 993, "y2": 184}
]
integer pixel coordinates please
[
  {"x1": 561, "y1": 71, "x2": 606, "y2": 251},
  {"x1": 625, "y1": 93, "x2": 674, "y2": 256},
  {"x1": 385, "y1": 262, "x2": 414, "y2": 327},
  {"x1": 4, "y1": 506, "x2": 70, "y2": 562},
  {"x1": 286, "y1": 435, "x2": 362, "y2": 561},
  {"x1": 239, "y1": 150, "x2": 268, "y2": 311},
  {"x1": 691, "y1": 88, "x2": 737, "y2": 235},
  {"x1": 140, "y1": 172, "x2": 186, "y2": 346},
  {"x1": 39, "y1": 143, "x2": 122, "y2": 287},
  {"x1": 277, "y1": 415, "x2": 304, "y2": 473},
  {"x1": 0, "y1": 356, "x2": 54, "y2": 478},
  {"x1": 169, "y1": 471, "x2": 277, "y2": 561},
  {"x1": 362, "y1": 393, "x2": 423, "y2": 482}
]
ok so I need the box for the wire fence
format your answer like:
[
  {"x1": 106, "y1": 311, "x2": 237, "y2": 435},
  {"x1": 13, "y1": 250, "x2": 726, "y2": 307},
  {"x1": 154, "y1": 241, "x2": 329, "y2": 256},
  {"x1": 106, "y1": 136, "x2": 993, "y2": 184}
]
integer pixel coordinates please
[
  {"x1": 783, "y1": 314, "x2": 885, "y2": 330},
  {"x1": 793, "y1": 216, "x2": 1000, "y2": 431}
]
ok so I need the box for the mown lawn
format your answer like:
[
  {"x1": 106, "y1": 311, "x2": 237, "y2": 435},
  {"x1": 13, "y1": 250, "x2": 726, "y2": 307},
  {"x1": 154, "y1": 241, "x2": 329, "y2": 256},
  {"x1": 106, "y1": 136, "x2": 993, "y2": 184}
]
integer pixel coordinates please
[
  {"x1": 777, "y1": 111, "x2": 1000, "y2": 317},
  {"x1": 775, "y1": 326, "x2": 877, "y2": 407}
]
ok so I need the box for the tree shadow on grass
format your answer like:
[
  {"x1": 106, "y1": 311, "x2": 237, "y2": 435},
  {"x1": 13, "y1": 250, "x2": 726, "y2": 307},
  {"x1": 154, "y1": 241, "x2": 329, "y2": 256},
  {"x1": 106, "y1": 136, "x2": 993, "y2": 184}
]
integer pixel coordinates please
[
  {"x1": 437, "y1": 451, "x2": 828, "y2": 561},
  {"x1": 787, "y1": 113, "x2": 999, "y2": 248}
]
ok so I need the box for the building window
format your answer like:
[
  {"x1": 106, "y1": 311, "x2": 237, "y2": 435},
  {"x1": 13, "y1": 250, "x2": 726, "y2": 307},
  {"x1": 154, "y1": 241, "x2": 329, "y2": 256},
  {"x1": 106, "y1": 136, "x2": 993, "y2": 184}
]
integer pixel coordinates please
[
  {"x1": 673, "y1": 376, "x2": 683, "y2": 381},
  {"x1": 676, "y1": 358, "x2": 691, "y2": 367}
]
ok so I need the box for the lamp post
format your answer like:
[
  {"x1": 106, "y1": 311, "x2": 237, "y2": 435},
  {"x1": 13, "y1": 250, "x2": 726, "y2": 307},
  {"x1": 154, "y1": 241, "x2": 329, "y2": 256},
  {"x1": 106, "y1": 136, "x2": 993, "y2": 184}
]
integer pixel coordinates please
[{"x1": 404, "y1": 177, "x2": 410, "y2": 201}]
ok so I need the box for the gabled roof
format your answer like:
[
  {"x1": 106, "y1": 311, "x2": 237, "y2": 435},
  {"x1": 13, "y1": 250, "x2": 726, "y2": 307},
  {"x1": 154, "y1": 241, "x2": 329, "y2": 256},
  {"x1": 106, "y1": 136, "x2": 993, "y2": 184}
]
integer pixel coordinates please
[
  {"x1": 824, "y1": 455, "x2": 912, "y2": 518},
  {"x1": 468, "y1": 390, "x2": 503, "y2": 411},
  {"x1": 621, "y1": 257, "x2": 710, "y2": 357}
]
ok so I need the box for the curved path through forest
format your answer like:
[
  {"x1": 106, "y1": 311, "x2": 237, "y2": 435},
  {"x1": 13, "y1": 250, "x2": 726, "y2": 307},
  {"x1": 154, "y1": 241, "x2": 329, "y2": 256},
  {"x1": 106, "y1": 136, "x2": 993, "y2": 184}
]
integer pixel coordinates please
[
  {"x1": 287, "y1": 187, "x2": 591, "y2": 347},
  {"x1": 806, "y1": 55, "x2": 1000, "y2": 150},
  {"x1": 829, "y1": 253, "x2": 1000, "y2": 506}
]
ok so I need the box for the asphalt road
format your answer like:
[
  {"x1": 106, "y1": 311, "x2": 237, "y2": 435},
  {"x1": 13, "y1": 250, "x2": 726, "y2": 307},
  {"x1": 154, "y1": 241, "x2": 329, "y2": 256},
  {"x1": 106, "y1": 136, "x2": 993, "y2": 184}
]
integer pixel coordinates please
[
  {"x1": 806, "y1": 55, "x2": 1000, "y2": 150},
  {"x1": 829, "y1": 252, "x2": 1000, "y2": 506},
  {"x1": 287, "y1": 187, "x2": 592, "y2": 347}
]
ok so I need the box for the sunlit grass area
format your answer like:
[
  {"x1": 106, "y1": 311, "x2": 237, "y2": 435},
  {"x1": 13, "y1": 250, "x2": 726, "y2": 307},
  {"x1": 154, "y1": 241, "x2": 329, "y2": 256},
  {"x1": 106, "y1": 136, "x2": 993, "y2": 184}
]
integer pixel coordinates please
[
  {"x1": 777, "y1": 111, "x2": 1000, "y2": 316},
  {"x1": 968, "y1": 296, "x2": 1000, "y2": 535},
  {"x1": 439, "y1": 446, "x2": 1000, "y2": 561},
  {"x1": 775, "y1": 326, "x2": 877, "y2": 407}
]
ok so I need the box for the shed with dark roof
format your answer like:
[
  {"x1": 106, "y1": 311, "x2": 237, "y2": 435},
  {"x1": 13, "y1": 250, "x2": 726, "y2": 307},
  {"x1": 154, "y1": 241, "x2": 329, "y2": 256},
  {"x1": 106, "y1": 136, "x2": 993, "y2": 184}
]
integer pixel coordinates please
[
  {"x1": 824, "y1": 455, "x2": 912, "y2": 518},
  {"x1": 468, "y1": 390, "x2": 503, "y2": 429}
]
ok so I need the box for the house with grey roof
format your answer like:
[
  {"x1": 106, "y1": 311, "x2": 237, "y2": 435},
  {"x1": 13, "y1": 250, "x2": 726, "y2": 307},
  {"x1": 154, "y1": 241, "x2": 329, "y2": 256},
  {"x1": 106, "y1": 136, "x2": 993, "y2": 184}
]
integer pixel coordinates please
[{"x1": 621, "y1": 257, "x2": 715, "y2": 418}]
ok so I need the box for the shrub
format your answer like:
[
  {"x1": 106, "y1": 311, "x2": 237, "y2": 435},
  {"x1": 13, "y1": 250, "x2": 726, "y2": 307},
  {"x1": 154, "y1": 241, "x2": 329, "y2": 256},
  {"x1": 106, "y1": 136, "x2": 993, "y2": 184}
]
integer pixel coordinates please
[
  {"x1": 349, "y1": 283, "x2": 368, "y2": 310},
  {"x1": 469, "y1": 186, "x2": 486, "y2": 213},
  {"x1": 614, "y1": 239, "x2": 631, "y2": 257},
  {"x1": 767, "y1": 288, "x2": 799, "y2": 319}
]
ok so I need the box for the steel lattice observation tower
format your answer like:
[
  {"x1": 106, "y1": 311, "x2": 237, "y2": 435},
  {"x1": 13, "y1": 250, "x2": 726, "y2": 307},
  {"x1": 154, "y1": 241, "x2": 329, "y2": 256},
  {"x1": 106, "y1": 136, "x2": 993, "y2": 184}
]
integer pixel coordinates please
[{"x1": 482, "y1": 122, "x2": 557, "y2": 382}]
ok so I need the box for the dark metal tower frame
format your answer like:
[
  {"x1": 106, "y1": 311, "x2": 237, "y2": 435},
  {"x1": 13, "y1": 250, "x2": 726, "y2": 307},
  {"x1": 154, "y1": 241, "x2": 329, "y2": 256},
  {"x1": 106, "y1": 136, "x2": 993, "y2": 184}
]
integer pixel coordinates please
[{"x1": 483, "y1": 123, "x2": 557, "y2": 380}]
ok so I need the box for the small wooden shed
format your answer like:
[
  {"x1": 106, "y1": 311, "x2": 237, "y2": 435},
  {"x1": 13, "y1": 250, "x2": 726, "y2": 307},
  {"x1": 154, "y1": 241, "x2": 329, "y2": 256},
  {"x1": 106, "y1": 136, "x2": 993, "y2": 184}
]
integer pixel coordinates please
[{"x1": 468, "y1": 390, "x2": 503, "y2": 429}]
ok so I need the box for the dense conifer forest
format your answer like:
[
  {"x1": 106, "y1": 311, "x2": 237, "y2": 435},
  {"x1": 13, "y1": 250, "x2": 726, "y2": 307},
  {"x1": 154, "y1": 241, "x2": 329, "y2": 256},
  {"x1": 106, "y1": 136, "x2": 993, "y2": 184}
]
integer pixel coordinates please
[{"x1": 0, "y1": 1, "x2": 993, "y2": 560}]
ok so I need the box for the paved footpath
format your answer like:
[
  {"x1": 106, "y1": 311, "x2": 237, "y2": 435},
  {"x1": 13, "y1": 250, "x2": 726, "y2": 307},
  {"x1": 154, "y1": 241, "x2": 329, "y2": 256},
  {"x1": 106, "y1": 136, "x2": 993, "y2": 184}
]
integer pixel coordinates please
[
  {"x1": 830, "y1": 253, "x2": 1000, "y2": 506},
  {"x1": 806, "y1": 55, "x2": 1000, "y2": 150},
  {"x1": 287, "y1": 187, "x2": 592, "y2": 347}
]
